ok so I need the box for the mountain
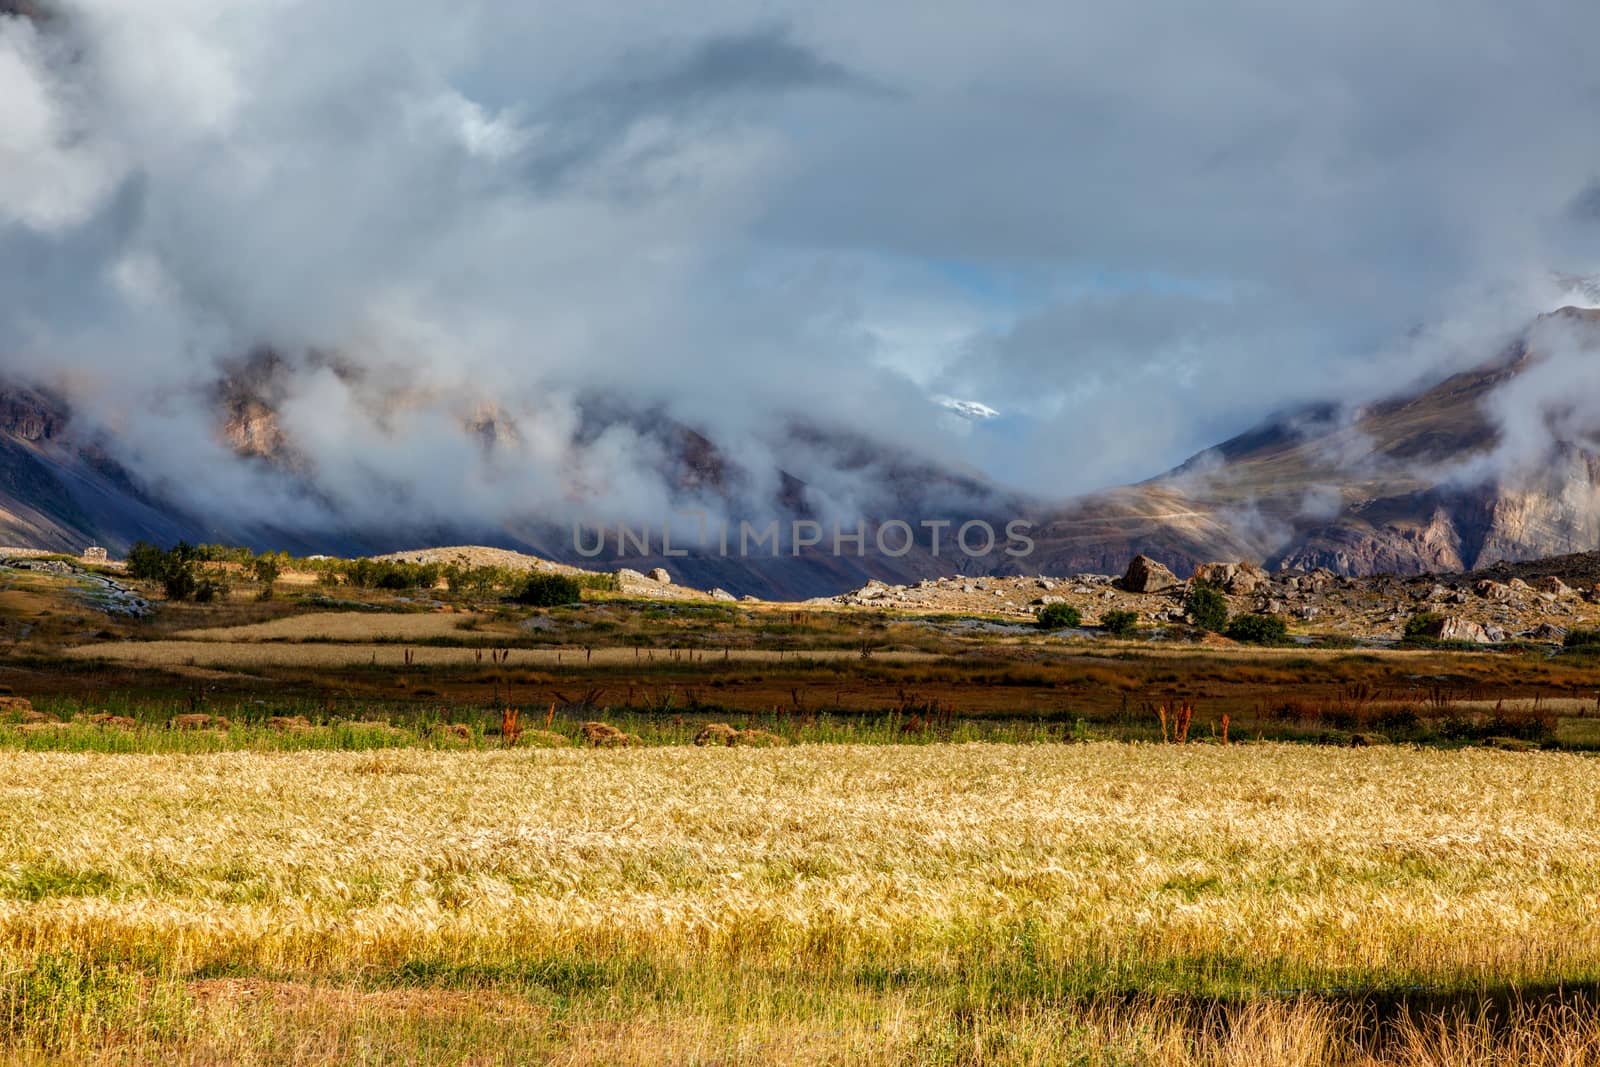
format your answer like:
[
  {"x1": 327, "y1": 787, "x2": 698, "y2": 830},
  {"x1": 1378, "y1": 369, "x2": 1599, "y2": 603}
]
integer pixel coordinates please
[
  {"x1": 4, "y1": 307, "x2": 1600, "y2": 594},
  {"x1": 1024, "y1": 306, "x2": 1600, "y2": 577}
]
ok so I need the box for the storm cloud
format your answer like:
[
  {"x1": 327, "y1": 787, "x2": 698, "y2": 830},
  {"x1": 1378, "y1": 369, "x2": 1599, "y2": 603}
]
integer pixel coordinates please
[{"x1": 2, "y1": 0, "x2": 1599, "y2": 532}]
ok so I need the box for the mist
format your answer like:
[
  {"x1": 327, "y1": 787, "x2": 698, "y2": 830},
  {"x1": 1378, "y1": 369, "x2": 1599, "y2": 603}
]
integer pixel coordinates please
[{"x1": 4, "y1": 1, "x2": 1600, "y2": 541}]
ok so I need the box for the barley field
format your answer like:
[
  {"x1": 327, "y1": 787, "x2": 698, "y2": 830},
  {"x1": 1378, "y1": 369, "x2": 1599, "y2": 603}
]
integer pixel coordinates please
[{"x1": 3, "y1": 742, "x2": 1600, "y2": 1063}]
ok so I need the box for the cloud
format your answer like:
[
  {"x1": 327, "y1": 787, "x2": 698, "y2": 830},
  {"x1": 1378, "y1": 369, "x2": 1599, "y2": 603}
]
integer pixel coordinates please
[{"x1": 1, "y1": 0, "x2": 1599, "y2": 536}]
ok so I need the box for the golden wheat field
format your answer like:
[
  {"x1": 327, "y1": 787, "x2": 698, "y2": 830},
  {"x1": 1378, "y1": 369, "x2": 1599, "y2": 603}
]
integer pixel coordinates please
[{"x1": 3, "y1": 742, "x2": 1600, "y2": 1064}]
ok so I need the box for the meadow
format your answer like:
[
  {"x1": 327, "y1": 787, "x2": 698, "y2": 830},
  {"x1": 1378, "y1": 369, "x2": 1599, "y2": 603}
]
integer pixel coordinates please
[{"x1": 3, "y1": 743, "x2": 1600, "y2": 1064}]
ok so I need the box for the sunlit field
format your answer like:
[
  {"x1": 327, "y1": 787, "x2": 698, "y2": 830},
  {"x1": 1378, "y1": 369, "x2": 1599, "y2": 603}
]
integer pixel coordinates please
[{"x1": 4, "y1": 742, "x2": 1600, "y2": 1064}]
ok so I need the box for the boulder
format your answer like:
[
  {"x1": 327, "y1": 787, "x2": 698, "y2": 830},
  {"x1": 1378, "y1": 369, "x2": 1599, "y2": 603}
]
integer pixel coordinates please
[
  {"x1": 709, "y1": 588, "x2": 736, "y2": 601},
  {"x1": 1535, "y1": 576, "x2": 1573, "y2": 598},
  {"x1": 580, "y1": 721, "x2": 637, "y2": 747},
  {"x1": 646, "y1": 567, "x2": 672, "y2": 584},
  {"x1": 0, "y1": 696, "x2": 48, "y2": 724},
  {"x1": 1191, "y1": 562, "x2": 1237, "y2": 587},
  {"x1": 694, "y1": 722, "x2": 740, "y2": 746},
  {"x1": 1475, "y1": 579, "x2": 1512, "y2": 602},
  {"x1": 1120, "y1": 555, "x2": 1180, "y2": 594},
  {"x1": 1433, "y1": 616, "x2": 1493, "y2": 643},
  {"x1": 1528, "y1": 623, "x2": 1568, "y2": 643}
]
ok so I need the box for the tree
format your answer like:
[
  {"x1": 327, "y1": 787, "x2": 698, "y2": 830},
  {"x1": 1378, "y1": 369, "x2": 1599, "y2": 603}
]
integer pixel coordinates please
[
  {"x1": 1184, "y1": 581, "x2": 1229, "y2": 632},
  {"x1": 1037, "y1": 602, "x2": 1082, "y2": 630},
  {"x1": 250, "y1": 554, "x2": 282, "y2": 585}
]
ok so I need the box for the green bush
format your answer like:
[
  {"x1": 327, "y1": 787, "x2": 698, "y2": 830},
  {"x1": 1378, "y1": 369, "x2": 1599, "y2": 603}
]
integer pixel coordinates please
[
  {"x1": 1563, "y1": 629, "x2": 1600, "y2": 649},
  {"x1": 1036, "y1": 602, "x2": 1082, "y2": 630},
  {"x1": 1184, "y1": 581, "x2": 1229, "y2": 632},
  {"x1": 1100, "y1": 609, "x2": 1139, "y2": 637},
  {"x1": 514, "y1": 573, "x2": 584, "y2": 607},
  {"x1": 1403, "y1": 612, "x2": 1445, "y2": 641},
  {"x1": 1224, "y1": 613, "x2": 1289, "y2": 645}
]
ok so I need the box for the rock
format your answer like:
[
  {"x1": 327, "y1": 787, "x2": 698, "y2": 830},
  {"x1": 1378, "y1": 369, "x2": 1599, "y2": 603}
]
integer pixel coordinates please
[
  {"x1": 1475, "y1": 579, "x2": 1512, "y2": 602},
  {"x1": 731, "y1": 729, "x2": 787, "y2": 747},
  {"x1": 646, "y1": 567, "x2": 672, "y2": 584},
  {"x1": 433, "y1": 722, "x2": 471, "y2": 742},
  {"x1": 1120, "y1": 555, "x2": 1180, "y2": 593},
  {"x1": 580, "y1": 721, "x2": 636, "y2": 747},
  {"x1": 1424, "y1": 616, "x2": 1494, "y2": 643},
  {"x1": 709, "y1": 588, "x2": 736, "y2": 601},
  {"x1": 0, "y1": 696, "x2": 42, "y2": 723},
  {"x1": 617, "y1": 568, "x2": 648, "y2": 584},
  {"x1": 740, "y1": 595, "x2": 761, "y2": 603},
  {"x1": 1191, "y1": 562, "x2": 1237, "y2": 587},
  {"x1": 1528, "y1": 623, "x2": 1568, "y2": 642},
  {"x1": 1036, "y1": 579, "x2": 1055, "y2": 590},
  {"x1": 169, "y1": 714, "x2": 230, "y2": 730},
  {"x1": 1535, "y1": 576, "x2": 1573, "y2": 598},
  {"x1": 1032, "y1": 595, "x2": 1067, "y2": 606},
  {"x1": 1191, "y1": 561, "x2": 1267, "y2": 595},
  {"x1": 694, "y1": 722, "x2": 740, "y2": 746}
]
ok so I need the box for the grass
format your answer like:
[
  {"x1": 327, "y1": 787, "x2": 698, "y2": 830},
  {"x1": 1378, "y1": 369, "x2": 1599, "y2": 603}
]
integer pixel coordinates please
[{"x1": 2, "y1": 744, "x2": 1600, "y2": 1062}]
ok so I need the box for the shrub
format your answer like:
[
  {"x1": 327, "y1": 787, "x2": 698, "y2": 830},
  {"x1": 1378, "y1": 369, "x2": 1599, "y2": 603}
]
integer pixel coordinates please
[
  {"x1": 1563, "y1": 629, "x2": 1600, "y2": 649},
  {"x1": 1100, "y1": 609, "x2": 1139, "y2": 636},
  {"x1": 1404, "y1": 612, "x2": 1445, "y2": 641},
  {"x1": 1037, "y1": 603, "x2": 1082, "y2": 630},
  {"x1": 1184, "y1": 581, "x2": 1229, "y2": 632},
  {"x1": 1225, "y1": 613, "x2": 1289, "y2": 645},
  {"x1": 514, "y1": 573, "x2": 583, "y2": 607}
]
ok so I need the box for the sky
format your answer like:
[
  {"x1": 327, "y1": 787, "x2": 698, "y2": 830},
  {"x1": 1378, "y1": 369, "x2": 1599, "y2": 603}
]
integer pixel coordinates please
[{"x1": 3, "y1": 0, "x2": 1600, "y2": 532}]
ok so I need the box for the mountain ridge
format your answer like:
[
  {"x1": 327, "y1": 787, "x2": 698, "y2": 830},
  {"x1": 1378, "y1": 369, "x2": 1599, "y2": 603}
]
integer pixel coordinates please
[{"x1": 4, "y1": 307, "x2": 1600, "y2": 596}]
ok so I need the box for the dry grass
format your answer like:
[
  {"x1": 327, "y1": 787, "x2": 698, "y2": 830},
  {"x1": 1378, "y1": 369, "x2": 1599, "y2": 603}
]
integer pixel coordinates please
[
  {"x1": 172, "y1": 611, "x2": 484, "y2": 643},
  {"x1": 60, "y1": 641, "x2": 940, "y2": 669},
  {"x1": 2, "y1": 744, "x2": 1600, "y2": 1062}
]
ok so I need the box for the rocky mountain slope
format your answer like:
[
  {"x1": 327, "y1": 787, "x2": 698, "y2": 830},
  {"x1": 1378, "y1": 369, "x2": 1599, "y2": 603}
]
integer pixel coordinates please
[
  {"x1": 1024, "y1": 307, "x2": 1600, "y2": 578},
  {"x1": 4, "y1": 306, "x2": 1600, "y2": 595}
]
